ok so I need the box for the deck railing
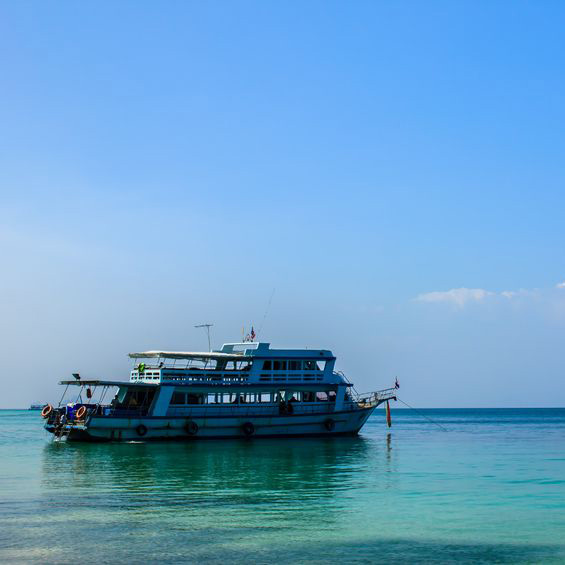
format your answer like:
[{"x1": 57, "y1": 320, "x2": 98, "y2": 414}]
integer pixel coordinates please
[
  {"x1": 351, "y1": 388, "x2": 397, "y2": 408},
  {"x1": 165, "y1": 402, "x2": 339, "y2": 418}
]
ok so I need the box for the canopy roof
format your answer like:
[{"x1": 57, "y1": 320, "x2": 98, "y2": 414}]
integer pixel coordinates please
[
  {"x1": 59, "y1": 379, "x2": 155, "y2": 387},
  {"x1": 128, "y1": 343, "x2": 335, "y2": 361},
  {"x1": 128, "y1": 351, "x2": 246, "y2": 360}
]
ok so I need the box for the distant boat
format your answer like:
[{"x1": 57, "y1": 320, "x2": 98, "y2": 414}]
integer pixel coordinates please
[
  {"x1": 29, "y1": 403, "x2": 45, "y2": 411},
  {"x1": 41, "y1": 341, "x2": 398, "y2": 442}
]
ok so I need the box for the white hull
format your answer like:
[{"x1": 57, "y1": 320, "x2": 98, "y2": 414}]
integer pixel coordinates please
[{"x1": 55, "y1": 407, "x2": 376, "y2": 442}]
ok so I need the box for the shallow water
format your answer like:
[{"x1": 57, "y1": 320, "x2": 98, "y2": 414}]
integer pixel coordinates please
[{"x1": 1, "y1": 408, "x2": 565, "y2": 564}]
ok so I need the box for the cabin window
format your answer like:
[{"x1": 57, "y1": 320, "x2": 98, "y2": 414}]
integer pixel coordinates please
[
  {"x1": 259, "y1": 393, "x2": 272, "y2": 402},
  {"x1": 288, "y1": 360, "x2": 301, "y2": 370},
  {"x1": 187, "y1": 393, "x2": 203, "y2": 404},
  {"x1": 316, "y1": 392, "x2": 328, "y2": 401},
  {"x1": 304, "y1": 360, "x2": 317, "y2": 370},
  {"x1": 303, "y1": 391, "x2": 315, "y2": 402},
  {"x1": 263, "y1": 360, "x2": 272, "y2": 370},
  {"x1": 229, "y1": 394, "x2": 245, "y2": 404},
  {"x1": 123, "y1": 390, "x2": 144, "y2": 407},
  {"x1": 273, "y1": 360, "x2": 280, "y2": 370},
  {"x1": 171, "y1": 392, "x2": 186, "y2": 405}
]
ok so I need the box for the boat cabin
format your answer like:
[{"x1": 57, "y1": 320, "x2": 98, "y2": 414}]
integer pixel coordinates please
[{"x1": 120, "y1": 342, "x2": 351, "y2": 416}]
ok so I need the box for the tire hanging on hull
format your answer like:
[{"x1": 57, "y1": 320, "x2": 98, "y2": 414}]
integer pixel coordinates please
[
  {"x1": 185, "y1": 420, "x2": 199, "y2": 436},
  {"x1": 242, "y1": 422, "x2": 255, "y2": 436}
]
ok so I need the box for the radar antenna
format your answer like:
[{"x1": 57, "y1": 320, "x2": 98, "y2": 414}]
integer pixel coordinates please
[{"x1": 194, "y1": 323, "x2": 214, "y2": 352}]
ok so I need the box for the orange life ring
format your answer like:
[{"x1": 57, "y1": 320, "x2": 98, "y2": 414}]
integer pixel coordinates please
[
  {"x1": 41, "y1": 404, "x2": 53, "y2": 418},
  {"x1": 76, "y1": 406, "x2": 87, "y2": 419}
]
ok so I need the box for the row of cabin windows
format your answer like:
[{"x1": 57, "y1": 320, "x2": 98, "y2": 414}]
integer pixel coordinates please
[
  {"x1": 170, "y1": 391, "x2": 337, "y2": 405},
  {"x1": 262, "y1": 360, "x2": 323, "y2": 371}
]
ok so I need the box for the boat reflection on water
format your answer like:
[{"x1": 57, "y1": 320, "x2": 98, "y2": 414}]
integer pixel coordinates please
[
  {"x1": 38, "y1": 432, "x2": 402, "y2": 563},
  {"x1": 41, "y1": 437, "x2": 376, "y2": 507}
]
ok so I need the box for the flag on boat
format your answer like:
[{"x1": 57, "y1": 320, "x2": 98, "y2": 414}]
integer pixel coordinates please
[
  {"x1": 385, "y1": 400, "x2": 392, "y2": 428},
  {"x1": 395, "y1": 377, "x2": 400, "y2": 389},
  {"x1": 250, "y1": 326, "x2": 256, "y2": 341}
]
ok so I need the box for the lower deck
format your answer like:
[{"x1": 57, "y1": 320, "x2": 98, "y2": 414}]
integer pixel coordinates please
[{"x1": 46, "y1": 405, "x2": 376, "y2": 442}]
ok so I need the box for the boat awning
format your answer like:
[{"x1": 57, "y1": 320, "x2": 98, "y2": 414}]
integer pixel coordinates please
[
  {"x1": 58, "y1": 380, "x2": 156, "y2": 387},
  {"x1": 128, "y1": 351, "x2": 246, "y2": 361}
]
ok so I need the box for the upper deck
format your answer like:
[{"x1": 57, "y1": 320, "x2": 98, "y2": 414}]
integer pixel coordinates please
[{"x1": 128, "y1": 342, "x2": 342, "y2": 386}]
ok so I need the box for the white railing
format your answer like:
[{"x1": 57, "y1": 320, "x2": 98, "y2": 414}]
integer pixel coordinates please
[
  {"x1": 351, "y1": 388, "x2": 397, "y2": 408},
  {"x1": 166, "y1": 402, "x2": 337, "y2": 418}
]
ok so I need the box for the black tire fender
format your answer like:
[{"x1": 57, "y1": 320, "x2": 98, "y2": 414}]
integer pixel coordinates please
[
  {"x1": 242, "y1": 422, "x2": 255, "y2": 436},
  {"x1": 136, "y1": 424, "x2": 148, "y2": 437},
  {"x1": 185, "y1": 420, "x2": 199, "y2": 435},
  {"x1": 324, "y1": 418, "x2": 335, "y2": 432}
]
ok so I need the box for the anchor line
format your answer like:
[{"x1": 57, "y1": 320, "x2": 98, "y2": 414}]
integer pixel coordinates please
[{"x1": 396, "y1": 397, "x2": 449, "y2": 432}]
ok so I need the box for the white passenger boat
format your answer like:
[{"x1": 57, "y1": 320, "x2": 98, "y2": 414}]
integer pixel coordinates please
[{"x1": 42, "y1": 342, "x2": 397, "y2": 441}]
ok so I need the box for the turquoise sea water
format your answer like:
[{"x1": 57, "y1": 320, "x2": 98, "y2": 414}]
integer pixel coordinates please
[{"x1": 1, "y1": 409, "x2": 565, "y2": 564}]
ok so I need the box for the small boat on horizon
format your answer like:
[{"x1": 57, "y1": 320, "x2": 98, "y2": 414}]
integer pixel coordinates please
[
  {"x1": 41, "y1": 342, "x2": 398, "y2": 442},
  {"x1": 29, "y1": 403, "x2": 46, "y2": 410}
]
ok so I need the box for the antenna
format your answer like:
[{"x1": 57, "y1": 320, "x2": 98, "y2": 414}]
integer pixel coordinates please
[
  {"x1": 257, "y1": 288, "x2": 275, "y2": 339},
  {"x1": 194, "y1": 323, "x2": 214, "y2": 352}
]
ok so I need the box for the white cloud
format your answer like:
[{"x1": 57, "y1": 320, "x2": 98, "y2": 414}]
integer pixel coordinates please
[
  {"x1": 415, "y1": 288, "x2": 493, "y2": 307},
  {"x1": 413, "y1": 283, "x2": 565, "y2": 323},
  {"x1": 415, "y1": 284, "x2": 559, "y2": 309},
  {"x1": 501, "y1": 288, "x2": 537, "y2": 299},
  {"x1": 501, "y1": 290, "x2": 517, "y2": 299}
]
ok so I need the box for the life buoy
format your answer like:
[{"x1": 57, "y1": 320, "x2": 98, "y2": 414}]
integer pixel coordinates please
[
  {"x1": 242, "y1": 422, "x2": 255, "y2": 436},
  {"x1": 324, "y1": 418, "x2": 335, "y2": 431},
  {"x1": 185, "y1": 421, "x2": 198, "y2": 435},
  {"x1": 41, "y1": 404, "x2": 53, "y2": 418},
  {"x1": 136, "y1": 424, "x2": 148, "y2": 436},
  {"x1": 75, "y1": 406, "x2": 87, "y2": 420}
]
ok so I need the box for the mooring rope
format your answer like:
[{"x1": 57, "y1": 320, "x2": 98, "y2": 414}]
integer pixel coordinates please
[{"x1": 396, "y1": 397, "x2": 449, "y2": 432}]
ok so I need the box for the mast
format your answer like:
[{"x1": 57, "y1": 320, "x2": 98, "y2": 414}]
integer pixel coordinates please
[{"x1": 194, "y1": 323, "x2": 214, "y2": 352}]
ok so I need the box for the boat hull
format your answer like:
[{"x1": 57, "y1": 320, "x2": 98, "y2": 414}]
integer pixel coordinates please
[{"x1": 45, "y1": 406, "x2": 377, "y2": 442}]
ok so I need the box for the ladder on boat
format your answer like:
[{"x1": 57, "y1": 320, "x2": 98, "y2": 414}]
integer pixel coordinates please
[
  {"x1": 53, "y1": 423, "x2": 72, "y2": 442},
  {"x1": 51, "y1": 407, "x2": 91, "y2": 442}
]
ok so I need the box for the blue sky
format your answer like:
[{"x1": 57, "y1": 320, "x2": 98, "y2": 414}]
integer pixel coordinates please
[{"x1": 1, "y1": 1, "x2": 564, "y2": 407}]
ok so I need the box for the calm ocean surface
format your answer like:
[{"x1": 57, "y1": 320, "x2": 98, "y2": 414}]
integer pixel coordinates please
[{"x1": 1, "y1": 408, "x2": 565, "y2": 564}]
